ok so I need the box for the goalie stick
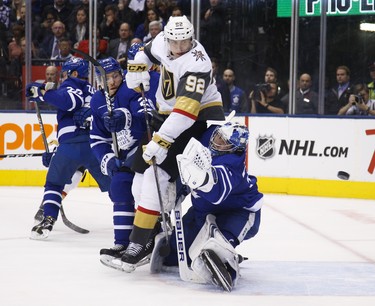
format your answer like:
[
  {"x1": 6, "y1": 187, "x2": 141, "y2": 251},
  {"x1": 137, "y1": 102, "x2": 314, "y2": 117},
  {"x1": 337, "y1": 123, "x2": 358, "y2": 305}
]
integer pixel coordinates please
[
  {"x1": 173, "y1": 192, "x2": 206, "y2": 283},
  {"x1": 71, "y1": 48, "x2": 120, "y2": 157},
  {"x1": 29, "y1": 84, "x2": 88, "y2": 234}
]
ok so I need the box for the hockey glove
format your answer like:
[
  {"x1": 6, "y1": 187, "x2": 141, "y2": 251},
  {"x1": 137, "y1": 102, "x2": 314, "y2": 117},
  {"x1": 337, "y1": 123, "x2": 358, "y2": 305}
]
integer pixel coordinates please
[
  {"x1": 42, "y1": 151, "x2": 54, "y2": 168},
  {"x1": 142, "y1": 132, "x2": 173, "y2": 165},
  {"x1": 73, "y1": 107, "x2": 92, "y2": 128},
  {"x1": 25, "y1": 82, "x2": 45, "y2": 103},
  {"x1": 176, "y1": 138, "x2": 217, "y2": 192},
  {"x1": 100, "y1": 153, "x2": 120, "y2": 177},
  {"x1": 126, "y1": 60, "x2": 150, "y2": 91},
  {"x1": 102, "y1": 108, "x2": 132, "y2": 133}
]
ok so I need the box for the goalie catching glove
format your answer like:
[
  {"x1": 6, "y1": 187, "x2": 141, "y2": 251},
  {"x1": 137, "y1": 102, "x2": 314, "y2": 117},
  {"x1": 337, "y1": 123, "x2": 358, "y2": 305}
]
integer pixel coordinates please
[
  {"x1": 142, "y1": 132, "x2": 173, "y2": 165},
  {"x1": 176, "y1": 138, "x2": 217, "y2": 192}
]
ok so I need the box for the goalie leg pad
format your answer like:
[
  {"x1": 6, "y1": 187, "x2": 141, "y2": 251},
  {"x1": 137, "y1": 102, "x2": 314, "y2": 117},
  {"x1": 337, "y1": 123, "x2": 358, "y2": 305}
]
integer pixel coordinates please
[
  {"x1": 189, "y1": 214, "x2": 240, "y2": 287},
  {"x1": 150, "y1": 232, "x2": 168, "y2": 274}
]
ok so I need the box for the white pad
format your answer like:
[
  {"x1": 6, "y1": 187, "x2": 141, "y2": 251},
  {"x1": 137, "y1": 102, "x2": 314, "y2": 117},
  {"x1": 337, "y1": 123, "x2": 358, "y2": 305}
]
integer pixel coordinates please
[
  {"x1": 176, "y1": 138, "x2": 214, "y2": 191},
  {"x1": 63, "y1": 169, "x2": 85, "y2": 194},
  {"x1": 133, "y1": 166, "x2": 173, "y2": 212},
  {"x1": 189, "y1": 214, "x2": 240, "y2": 286}
]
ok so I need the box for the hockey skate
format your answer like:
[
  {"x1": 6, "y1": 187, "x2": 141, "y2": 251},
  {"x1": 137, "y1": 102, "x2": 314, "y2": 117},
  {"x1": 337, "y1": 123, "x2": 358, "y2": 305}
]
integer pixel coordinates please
[
  {"x1": 200, "y1": 249, "x2": 233, "y2": 292},
  {"x1": 30, "y1": 216, "x2": 56, "y2": 240},
  {"x1": 120, "y1": 238, "x2": 155, "y2": 273},
  {"x1": 100, "y1": 245, "x2": 127, "y2": 270}
]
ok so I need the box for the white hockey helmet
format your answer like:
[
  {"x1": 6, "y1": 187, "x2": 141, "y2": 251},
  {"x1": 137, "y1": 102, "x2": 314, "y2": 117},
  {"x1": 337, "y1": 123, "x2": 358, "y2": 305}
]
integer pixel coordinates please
[{"x1": 164, "y1": 15, "x2": 194, "y2": 41}]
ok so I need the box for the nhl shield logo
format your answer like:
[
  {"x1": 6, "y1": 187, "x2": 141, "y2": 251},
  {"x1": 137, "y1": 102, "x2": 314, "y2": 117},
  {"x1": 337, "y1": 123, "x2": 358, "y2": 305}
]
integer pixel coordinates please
[{"x1": 256, "y1": 135, "x2": 275, "y2": 159}]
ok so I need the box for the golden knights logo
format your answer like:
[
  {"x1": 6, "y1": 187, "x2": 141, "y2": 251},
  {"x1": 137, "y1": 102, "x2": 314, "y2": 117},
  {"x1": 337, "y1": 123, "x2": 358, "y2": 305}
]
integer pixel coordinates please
[
  {"x1": 161, "y1": 66, "x2": 175, "y2": 100},
  {"x1": 256, "y1": 135, "x2": 275, "y2": 159},
  {"x1": 191, "y1": 50, "x2": 206, "y2": 61}
]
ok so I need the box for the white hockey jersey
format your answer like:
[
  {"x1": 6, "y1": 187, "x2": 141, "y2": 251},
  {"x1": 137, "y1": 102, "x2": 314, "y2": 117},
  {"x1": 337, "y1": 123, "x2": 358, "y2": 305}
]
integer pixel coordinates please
[{"x1": 138, "y1": 32, "x2": 224, "y2": 140}]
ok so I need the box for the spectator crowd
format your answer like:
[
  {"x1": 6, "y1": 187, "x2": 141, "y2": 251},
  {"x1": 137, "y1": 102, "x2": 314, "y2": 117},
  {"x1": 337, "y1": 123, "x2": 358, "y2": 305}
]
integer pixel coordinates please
[{"x1": 0, "y1": 0, "x2": 374, "y2": 117}]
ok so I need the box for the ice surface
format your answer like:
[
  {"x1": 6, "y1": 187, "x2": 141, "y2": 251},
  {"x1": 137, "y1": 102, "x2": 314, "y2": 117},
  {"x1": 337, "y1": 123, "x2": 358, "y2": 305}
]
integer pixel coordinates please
[{"x1": 0, "y1": 187, "x2": 374, "y2": 306}]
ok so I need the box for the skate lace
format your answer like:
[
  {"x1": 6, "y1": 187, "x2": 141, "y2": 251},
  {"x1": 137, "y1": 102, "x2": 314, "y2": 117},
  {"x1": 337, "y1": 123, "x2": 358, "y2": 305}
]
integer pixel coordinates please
[
  {"x1": 126, "y1": 242, "x2": 144, "y2": 257},
  {"x1": 112, "y1": 244, "x2": 126, "y2": 251},
  {"x1": 43, "y1": 216, "x2": 55, "y2": 226}
]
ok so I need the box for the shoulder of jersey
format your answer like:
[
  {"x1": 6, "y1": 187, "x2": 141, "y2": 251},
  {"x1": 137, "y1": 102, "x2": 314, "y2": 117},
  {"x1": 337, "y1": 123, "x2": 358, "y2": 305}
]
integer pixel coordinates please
[{"x1": 182, "y1": 44, "x2": 211, "y2": 73}]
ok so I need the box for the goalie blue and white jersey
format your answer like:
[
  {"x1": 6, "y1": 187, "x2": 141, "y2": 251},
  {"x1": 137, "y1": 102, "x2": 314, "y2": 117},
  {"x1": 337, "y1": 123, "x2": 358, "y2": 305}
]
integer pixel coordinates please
[
  {"x1": 43, "y1": 77, "x2": 95, "y2": 143},
  {"x1": 191, "y1": 152, "x2": 263, "y2": 216},
  {"x1": 90, "y1": 71, "x2": 159, "y2": 163}
]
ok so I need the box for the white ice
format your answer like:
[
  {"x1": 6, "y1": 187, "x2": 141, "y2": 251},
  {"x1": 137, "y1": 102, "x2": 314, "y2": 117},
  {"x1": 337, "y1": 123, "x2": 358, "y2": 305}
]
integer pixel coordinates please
[{"x1": 1, "y1": 186, "x2": 375, "y2": 306}]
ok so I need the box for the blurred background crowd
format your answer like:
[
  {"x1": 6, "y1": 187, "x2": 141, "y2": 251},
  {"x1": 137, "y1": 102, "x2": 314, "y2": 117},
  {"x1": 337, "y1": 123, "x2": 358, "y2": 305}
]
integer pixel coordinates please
[{"x1": 0, "y1": 0, "x2": 374, "y2": 116}]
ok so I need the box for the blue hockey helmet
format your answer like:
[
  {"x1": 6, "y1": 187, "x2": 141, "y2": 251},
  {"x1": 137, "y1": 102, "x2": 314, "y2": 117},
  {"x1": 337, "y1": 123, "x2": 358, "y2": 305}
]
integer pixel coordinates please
[
  {"x1": 61, "y1": 56, "x2": 89, "y2": 78},
  {"x1": 209, "y1": 122, "x2": 249, "y2": 156},
  {"x1": 127, "y1": 42, "x2": 144, "y2": 61},
  {"x1": 96, "y1": 57, "x2": 122, "y2": 76}
]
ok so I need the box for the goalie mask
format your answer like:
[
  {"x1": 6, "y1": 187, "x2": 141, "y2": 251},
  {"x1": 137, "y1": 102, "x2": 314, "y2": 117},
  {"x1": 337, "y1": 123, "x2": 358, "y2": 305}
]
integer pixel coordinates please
[
  {"x1": 209, "y1": 122, "x2": 249, "y2": 156},
  {"x1": 61, "y1": 57, "x2": 89, "y2": 79}
]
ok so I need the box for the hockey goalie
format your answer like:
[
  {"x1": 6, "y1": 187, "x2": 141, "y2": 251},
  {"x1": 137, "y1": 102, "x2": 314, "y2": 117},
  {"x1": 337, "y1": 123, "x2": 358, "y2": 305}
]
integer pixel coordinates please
[{"x1": 152, "y1": 122, "x2": 264, "y2": 291}]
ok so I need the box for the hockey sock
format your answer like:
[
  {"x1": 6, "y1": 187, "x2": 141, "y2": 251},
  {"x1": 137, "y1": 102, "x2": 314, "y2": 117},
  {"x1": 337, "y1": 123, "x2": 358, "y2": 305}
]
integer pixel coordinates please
[{"x1": 113, "y1": 202, "x2": 135, "y2": 246}]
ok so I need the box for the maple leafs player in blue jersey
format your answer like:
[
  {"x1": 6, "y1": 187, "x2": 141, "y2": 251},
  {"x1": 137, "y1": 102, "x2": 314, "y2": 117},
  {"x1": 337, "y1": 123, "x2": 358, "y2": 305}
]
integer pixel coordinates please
[
  {"x1": 89, "y1": 50, "x2": 159, "y2": 270},
  {"x1": 159, "y1": 122, "x2": 263, "y2": 291},
  {"x1": 26, "y1": 57, "x2": 111, "y2": 240}
]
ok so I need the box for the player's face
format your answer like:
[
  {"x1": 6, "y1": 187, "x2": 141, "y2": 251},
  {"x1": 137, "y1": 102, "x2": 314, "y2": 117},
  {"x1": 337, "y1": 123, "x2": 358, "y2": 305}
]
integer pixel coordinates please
[
  {"x1": 106, "y1": 71, "x2": 122, "y2": 95},
  {"x1": 211, "y1": 131, "x2": 232, "y2": 152},
  {"x1": 60, "y1": 71, "x2": 69, "y2": 82},
  {"x1": 168, "y1": 38, "x2": 192, "y2": 58}
]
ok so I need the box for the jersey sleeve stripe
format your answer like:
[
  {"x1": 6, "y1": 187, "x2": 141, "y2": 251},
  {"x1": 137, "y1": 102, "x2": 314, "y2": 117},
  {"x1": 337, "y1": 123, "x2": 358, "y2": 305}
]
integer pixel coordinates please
[{"x1": 174, "y1": 97, "x2": 200, "y2": 117}]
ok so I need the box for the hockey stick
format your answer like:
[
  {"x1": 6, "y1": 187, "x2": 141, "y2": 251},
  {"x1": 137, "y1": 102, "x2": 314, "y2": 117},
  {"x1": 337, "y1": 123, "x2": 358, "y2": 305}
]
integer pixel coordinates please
[
  {"x1": 0, "y1": 153, "x2": 44, "y2": 158},
  {"x1": 34, "y1": 200, "x2": 89, "y2": 234},
  {"x1": 30, "y1": 89, "x2": 88, "y2": 234},
  {"x1": 173, "y1": 194, "x2": 205, "y2": 283},
  {"x1": 71, "y1": 48, "x2": 120, "y2": 157},
  {"x1": 60, "y1": 205, "x2": 89, "y2": 234},
  {"x1": 140, "y1": 84, "x2": 171, "y2": 256},
  {"x1": 207, "y1": 110, "x2": 236, "y2": 127}
]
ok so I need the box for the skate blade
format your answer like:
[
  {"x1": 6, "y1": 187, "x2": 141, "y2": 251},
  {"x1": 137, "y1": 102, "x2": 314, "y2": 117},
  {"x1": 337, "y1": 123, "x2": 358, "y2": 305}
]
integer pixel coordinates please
[
  {"x1": 201, "y1": 250, "x2": 233, "y2": 292},
  {"x1": 29, "y1": 229, "x2": 50, "y2": 240},
  {"x1": 100, "y1": 255, "x2": 124, "y2": 271},
  {"x1": 121, "y1": 255, "x2": 151, "y2": 273}
]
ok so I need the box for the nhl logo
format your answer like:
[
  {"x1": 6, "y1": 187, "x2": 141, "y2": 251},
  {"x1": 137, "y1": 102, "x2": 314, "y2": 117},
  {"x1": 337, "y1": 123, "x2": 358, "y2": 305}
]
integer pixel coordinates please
[{"x1": 256, "y1": 135, "x2": 275, "y2": 159}]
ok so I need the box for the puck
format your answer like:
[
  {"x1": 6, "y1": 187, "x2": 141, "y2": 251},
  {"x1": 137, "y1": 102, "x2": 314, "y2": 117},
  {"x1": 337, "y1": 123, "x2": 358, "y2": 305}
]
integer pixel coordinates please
[{"x1": 337, "y1": 171, "x2": 350, "y2": 180}]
